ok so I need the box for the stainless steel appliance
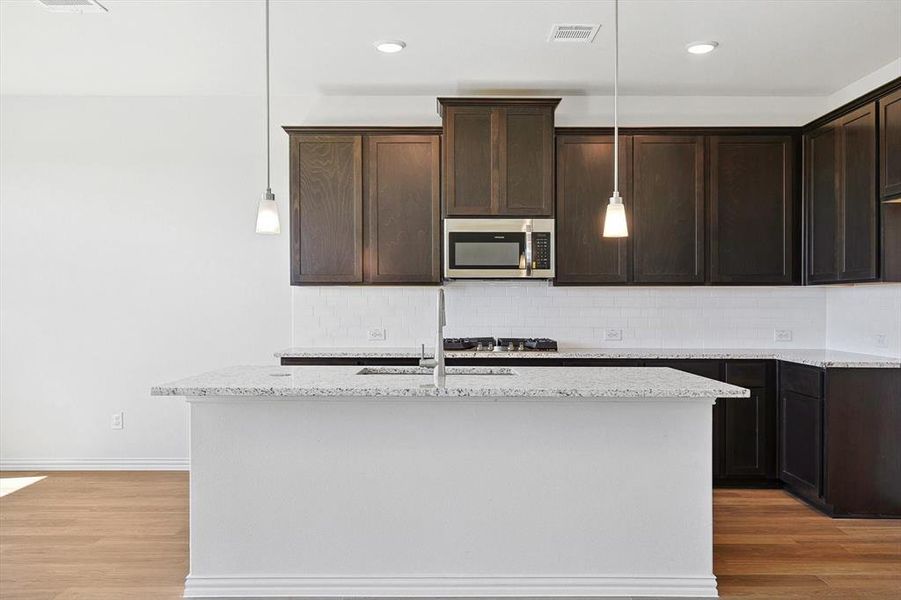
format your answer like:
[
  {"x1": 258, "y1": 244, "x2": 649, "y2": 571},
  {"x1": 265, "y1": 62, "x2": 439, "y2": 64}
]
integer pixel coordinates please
[
  {"x1": 443, "y1": 337, "x2": 558, "y2": 352},
  {"x1": 443, "y1": 218, "x2": 554, "y2": 279}
]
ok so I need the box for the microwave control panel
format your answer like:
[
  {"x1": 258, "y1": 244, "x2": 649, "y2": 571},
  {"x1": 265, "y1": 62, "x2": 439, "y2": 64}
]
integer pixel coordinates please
[{"x1": 532, "y1": 232, "x2": 552, "y2": 269}]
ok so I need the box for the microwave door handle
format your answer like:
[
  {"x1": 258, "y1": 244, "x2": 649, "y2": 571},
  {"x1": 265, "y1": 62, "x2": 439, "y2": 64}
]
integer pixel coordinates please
[{"x1": 524, "y1": 225, "x2": 533, "y2": 276}]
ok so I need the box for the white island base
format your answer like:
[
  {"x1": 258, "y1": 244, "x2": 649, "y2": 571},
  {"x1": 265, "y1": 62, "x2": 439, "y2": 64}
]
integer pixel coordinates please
[{"x1": 183, "y1": 393, "x2": 719, "y2": 598}]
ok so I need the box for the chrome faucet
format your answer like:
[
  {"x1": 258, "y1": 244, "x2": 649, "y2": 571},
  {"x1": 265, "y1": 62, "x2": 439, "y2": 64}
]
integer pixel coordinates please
[{"x1": 419, "y1": 287, "x2": 446, "y2": 387}]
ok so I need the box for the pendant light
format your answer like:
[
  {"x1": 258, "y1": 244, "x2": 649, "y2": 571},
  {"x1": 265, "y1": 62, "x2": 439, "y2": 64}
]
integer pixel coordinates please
[
  {"x1": 603, "y1": 0, "x2": 628, "y2": 238},
  {"x1": 255, "y1": 0, "x2": 280, "y2": 234}
]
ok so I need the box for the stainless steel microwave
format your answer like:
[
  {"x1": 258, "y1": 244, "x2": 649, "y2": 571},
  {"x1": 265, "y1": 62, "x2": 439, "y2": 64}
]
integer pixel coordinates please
[{"x1": 444, "y1": 218, "x2": 555, "y2": 279}]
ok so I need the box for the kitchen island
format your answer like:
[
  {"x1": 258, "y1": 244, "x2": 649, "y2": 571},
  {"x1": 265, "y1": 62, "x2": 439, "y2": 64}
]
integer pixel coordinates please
[{"x1": 153, "y1": 365, "x2": 748, "y2": 599}]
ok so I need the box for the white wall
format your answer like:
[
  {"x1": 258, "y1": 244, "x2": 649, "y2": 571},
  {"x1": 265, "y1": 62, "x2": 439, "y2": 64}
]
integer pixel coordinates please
[
  {"x1": 0, "y1": 96, "x2": 290, "y2": 468},
  {"x1": 292, "y1": 284, "x2": 827, "y2": 350},
  {"x1": 826, "y1": 284, "x2": 901, "y2": 358},
  {"x1": 287, "y1": 93, "x2": 826, "y2": 127}
]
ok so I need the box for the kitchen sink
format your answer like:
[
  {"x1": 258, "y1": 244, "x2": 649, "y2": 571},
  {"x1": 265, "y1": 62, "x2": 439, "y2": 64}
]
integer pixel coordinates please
[{"x1": 356, "y1": 367, "x2": 516, "y2": 376}]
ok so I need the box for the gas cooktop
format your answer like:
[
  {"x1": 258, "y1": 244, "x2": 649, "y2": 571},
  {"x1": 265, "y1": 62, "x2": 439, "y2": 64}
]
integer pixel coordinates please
[{"x1": 443, "y1": 337, "x2": 558, "y2": 352}]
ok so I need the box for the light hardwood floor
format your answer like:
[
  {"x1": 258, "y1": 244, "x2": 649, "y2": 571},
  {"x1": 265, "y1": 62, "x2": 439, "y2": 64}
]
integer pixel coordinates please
[{"x1": 0, "y1": 472, "x2": 898, "y2": 599}]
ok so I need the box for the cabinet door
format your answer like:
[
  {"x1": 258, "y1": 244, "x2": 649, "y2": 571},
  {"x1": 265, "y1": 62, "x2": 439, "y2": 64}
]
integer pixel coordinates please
[
  {"x1": 780, "y1": 390, "x2": 823, "y2": 498},
  {"x1": 880, "y1": 87, "x2": 901, "y2": 200},
  {"x1": 632, "y1": 136, "x2": 705, "y2": 283},
  {"x1": 365, "y1": 135, "x2": 441, "y2": 283},
  {"x1": 499, "y1": 106, "x2": 554, "y2": 216},
  {"x1": 709, "y1": 136, "x2": 796, "y2": 284},
  {"x1": 837, "y1": 103, "x2": 877, "y2": 281},
  {"x1": 721, "y1": 387, "x2": 771, "y2": 479},
  {"x1": 444, "y1": 106, "x2": 495, "y2": 216},
  {"x1": 884, "y1": 202, "x2": 901, "y2": 282},
  {"x1": 555, "y1": 135, "x2": 632, "y2": 283},
  {"x1": 722, "y1": 362, "x2": 775, "y2": 480},
  {"x1": 805, "y1": 124, "x2": 840, "y2": 283},
  {"x1": 824, "y1": 367, "x2": 901, "y2": 516},
  {"x1": 290, "y1": 135, "x2": 363, "y2": 284}
]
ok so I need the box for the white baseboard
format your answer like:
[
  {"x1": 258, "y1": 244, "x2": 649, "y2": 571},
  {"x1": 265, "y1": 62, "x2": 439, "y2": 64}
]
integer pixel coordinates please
[
  {"x1": 183, "y1": 575, "x2": 719, "y2": 598},
  {"x1": 0, "y1": 458, "x2": 189, "y2": 471}
]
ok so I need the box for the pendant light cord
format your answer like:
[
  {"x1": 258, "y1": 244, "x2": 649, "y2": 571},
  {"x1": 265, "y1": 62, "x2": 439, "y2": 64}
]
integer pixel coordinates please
[
  {"x1": 265, "y1": 0, "x2": 271, "y2": 192},
  {"x1": 613, "y1": 0, "x2": 619, "y2": 196}
]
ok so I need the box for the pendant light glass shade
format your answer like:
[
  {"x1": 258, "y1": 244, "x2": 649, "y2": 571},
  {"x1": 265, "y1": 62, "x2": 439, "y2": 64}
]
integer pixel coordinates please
[
  {"x1": 256, "y1": 189, "x2": 280, "y2": 234},
  {"x1": 603, "y1": 0, "x2": 628, "y2": 239},
  {"x1": 603, "y1": 193, "x2": 628, "y2": 238},
  {"x1": 256, "y1": 0, "x2": 280, "y2": 235}
]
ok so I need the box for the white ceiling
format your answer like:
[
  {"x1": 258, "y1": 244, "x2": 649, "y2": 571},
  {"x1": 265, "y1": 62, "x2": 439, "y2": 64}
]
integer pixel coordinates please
[{"x1": 1, "y1": 0, "x2": 899, "y2": 97}]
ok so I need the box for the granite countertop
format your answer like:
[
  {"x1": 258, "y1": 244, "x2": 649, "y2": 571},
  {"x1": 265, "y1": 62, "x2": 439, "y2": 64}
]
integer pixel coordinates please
[
  {"x1": 274, "y1": 347, "x2": 901, "y2": 369},
  {"x1": 151, "y1": 365, "x2": 750, "y2": 399}
]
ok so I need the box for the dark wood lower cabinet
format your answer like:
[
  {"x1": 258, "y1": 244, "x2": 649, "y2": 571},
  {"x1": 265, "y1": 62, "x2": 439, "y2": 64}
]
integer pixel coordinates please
[
  {"x1": 720, "y1": 362, "x2": 776, "y2": 482},
  {"x1": 722, "y1": 387, "x2": 770, "y2": 478},
  {"x1": 823, "y1": 368, "x2": 901, "y2": 517},
  {"x1": 780, "y1": 389, "x2": 823, "y2": 500},
  {"x1": 780, "y1": 363, "x2": 901, "y2": 517}
]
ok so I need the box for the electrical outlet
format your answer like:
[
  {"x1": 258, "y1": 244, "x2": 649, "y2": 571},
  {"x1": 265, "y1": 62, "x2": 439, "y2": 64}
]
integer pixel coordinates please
[
  {"x1": 604, "y1": 328, "x2": 623, "y2": 341},
  {"x1": 367, "y1": 328, "x2": 386, "y2": 342},
  {"x1": 774, "y1": 329, "x2": 793, "y2": 342},
  {"x1": 111, "y1": 412, "x2": 124, "y2": 430},
  {"x1": 875, "y1": 334, "x2": 887, "y2": 348}
]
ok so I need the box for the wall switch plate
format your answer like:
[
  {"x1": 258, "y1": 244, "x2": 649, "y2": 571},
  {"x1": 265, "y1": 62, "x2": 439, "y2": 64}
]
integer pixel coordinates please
[
  {"x1": 774, "y1": 329, "x2": 793, "y2": 342},
  {"x1": 111, "y1": 412, "x2": 124, "y2": 430},
  {"x1": 367, "y1": 328, "x2": 386, "y2": 342},
  {"x1": 875, "y1": 334, "x2": 887, "y2": 348},
  {"x1": 604, "y1": 328, "x2": 623, "y2": 341}
]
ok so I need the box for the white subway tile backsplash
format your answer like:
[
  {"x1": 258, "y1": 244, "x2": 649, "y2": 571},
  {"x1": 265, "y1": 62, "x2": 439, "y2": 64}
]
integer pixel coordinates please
[
  {"x1": 292, "y1": 282, "x2": 836, "y2": 350},
  {"x1": 826, "y1": 283, "x2": 901, "y2": 358}
]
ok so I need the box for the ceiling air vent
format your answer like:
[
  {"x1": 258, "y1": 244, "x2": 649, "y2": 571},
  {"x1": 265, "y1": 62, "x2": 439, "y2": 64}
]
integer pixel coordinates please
[
  {"x1": 35, "y1": 0, "x2": 108, "y2": 13},
  {"x1": 548, "y1": 24, "x2": 600, "y2": 43}
]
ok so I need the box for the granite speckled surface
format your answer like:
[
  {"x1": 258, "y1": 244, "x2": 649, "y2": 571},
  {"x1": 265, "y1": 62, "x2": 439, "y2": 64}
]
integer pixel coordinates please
[
  {"x1": 274, "y1": 347, "x2": 901, "y2": 368},
  {"x1": 151, "y1": 366, "x2": 750, "y2": 399}
]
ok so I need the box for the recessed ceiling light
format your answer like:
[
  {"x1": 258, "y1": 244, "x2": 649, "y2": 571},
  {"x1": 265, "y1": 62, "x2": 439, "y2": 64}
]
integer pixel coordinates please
[
  {"x1": 374, "y1": 40, "x2": 406, "y2": 54},
  {"x1": 686, "y1": 41, "x2": 718, "y2": 55}
]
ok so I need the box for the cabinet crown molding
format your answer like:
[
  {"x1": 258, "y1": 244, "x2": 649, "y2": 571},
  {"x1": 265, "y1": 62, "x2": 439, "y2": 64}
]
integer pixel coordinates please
[{"x1": 437, "y1": 97, "x2": 561, "y2": 117}]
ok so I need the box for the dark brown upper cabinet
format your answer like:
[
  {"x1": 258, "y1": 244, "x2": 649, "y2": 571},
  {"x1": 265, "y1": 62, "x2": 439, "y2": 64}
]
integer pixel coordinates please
[
  {"x1": 364, "y1": 135, "x2": 441, "y2": 284},
  {"x1": 880, "y1": 87, "x2": 901, "y2": 200},
  {"x1": 287, "y1": 128, "x2": 442, "y2": 285},
  {"x1": 805, "y1": 103, "x2": 878, "y2": 284},
  {"x1": 838, "y1": 104, "x2": 878, "y2": 281},
  {"x1": 290, "y1": 134, "x2": 363, "y2": 284},
  {"x1": 708, "y1": 135, "x2": 797, "y2": 284},
  {"x1": 442, "y1": 105, "x2": 493, "y2": 215},
  {"x1": 805, "y1": 123, "x2": 840, "y2": 283},
  {"x1": 880, "y1": 87, "x2": 901, "y2": 281},
  {"x1": 632, "y1": 135, "x2": 705, "y2": 283},
  {"x1": 555, "y1": 134, "x2": 632, "y2": 284},
  {"x1": 883, "y1": 201, "x2": 901, "y2": 282},
  {"x1": 439, "y1": 98, "x2": 558, "y2": 217}
]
